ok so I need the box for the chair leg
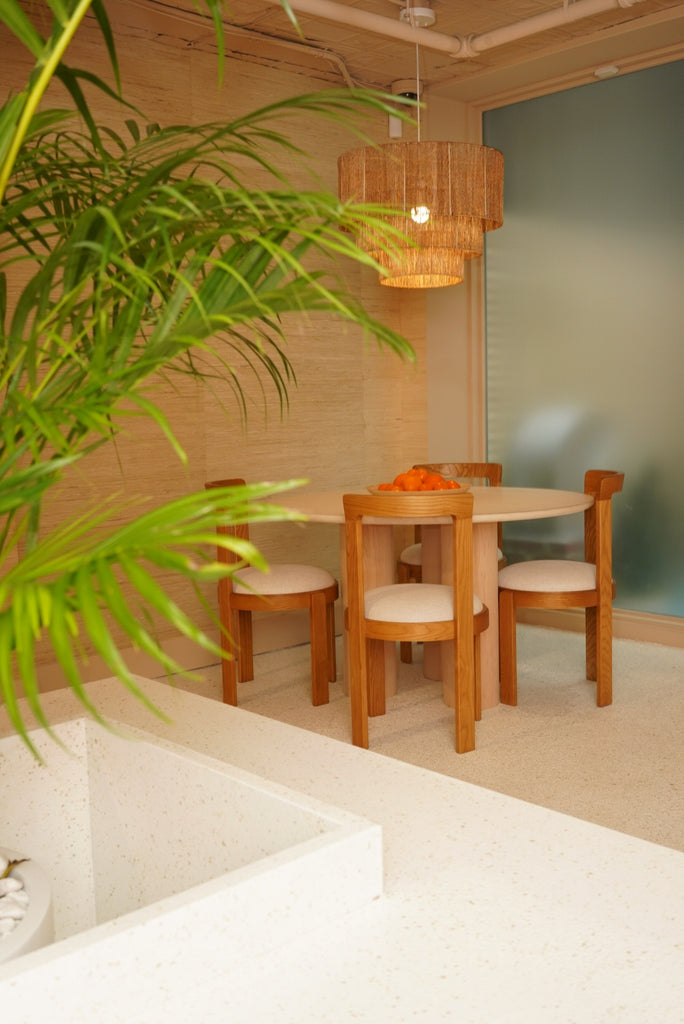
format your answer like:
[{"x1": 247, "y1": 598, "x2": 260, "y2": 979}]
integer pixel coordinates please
[
  {"x1": 349, "y1": 629, "x2": 369, "y2": 749},
  {"x1": 309, "y1": 590, "x2": 330, "y2": 706},
  {"x1": 594, "y1": 602, "x2": 613, "y2": 707},
  {"x1": 235, "y1": 609, "x2": 254, "y2": 682},
  {"x1": 474, "y1": 636, "x2": 482, "y2": 722},
  {"x1": 585, "y1": 606, "x2": 597, "y2": 681},
  {"x1": 498, "y1": 589, "x2": 518, "y2": 706},
  {"x1": 221, "y1": 656, "x2": 238, "y2": 706},
  {"x1": 326, "y1": 600, "x2": 337, "y2": 683},
  {"x1": 454, "y1": 638, "x2": 475, "y2": 754},
  {"x1": 217, "y1": 584, "x2": 238, "y2": 706},
  {"x1": 367, "y1": 639, "x2": 387, "y2": 717}
]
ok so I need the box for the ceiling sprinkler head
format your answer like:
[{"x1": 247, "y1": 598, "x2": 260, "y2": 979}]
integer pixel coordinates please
[{"x1": 399, "y1": 5, "x2": 436, "y2": 30}]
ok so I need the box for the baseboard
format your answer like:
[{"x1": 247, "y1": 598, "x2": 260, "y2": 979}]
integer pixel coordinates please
[
  {"x1": 31, "y1": 604, "x2": 681, "y2": 696},
  {"x1": 33, "y1": 607, "x2": 344, "y2": 694},
  {"x1": 516, "y1": 607, "x2": 684, "y2": 648}
]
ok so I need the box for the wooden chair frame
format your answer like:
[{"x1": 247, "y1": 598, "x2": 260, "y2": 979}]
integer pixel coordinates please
[
  {"x1": 207, "y1": 479, "x2": 338, "y2": 707},
  {"x1": 344, "y1": 491, "x2": 488, "y2": 754},
  {"x1": 498, "y1": 469, "x2": 624, "y2": 708}
]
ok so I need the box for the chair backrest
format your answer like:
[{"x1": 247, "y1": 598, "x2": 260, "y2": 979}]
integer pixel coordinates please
[
  {"x1": 343, "y1": 490, "x2": 475, "y2": 644},
  {"x1": 414, "y1": 462, "x2": 504, "y2": 549},
  {"x1": 205, "y1": 477, "x2": 249, "y2": 564},
  {"x1": 414, "y1": 461, "x2": 503, "y2": 488},
  {"x1": 583, "y1": 469, "x2": 624, "y2": 592}
]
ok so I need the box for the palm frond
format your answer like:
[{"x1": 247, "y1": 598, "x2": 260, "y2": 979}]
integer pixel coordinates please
[
  {"x1": 1, "y1": 102, "x2": 414, "y2": 484},
  {"x1": 0, "y1": 1, "x2": 417, "y2": 754},
  {"x1": 0, "y1": 482, "x2": 307, "y2": 748}
]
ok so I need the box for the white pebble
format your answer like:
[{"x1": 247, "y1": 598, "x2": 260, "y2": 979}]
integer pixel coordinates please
[
  {"x1": 0, "y1": 902, "x2": 25, "y2": 921},
  {"x1": 5, "y1": 890, "x2": 29, "y2": 909},
  {"x1": 0, "y1": 857, "x2": 31, "y2": 942},
  {"x1": 0, "y1": 877, "x2": 23, "y2": 896}
]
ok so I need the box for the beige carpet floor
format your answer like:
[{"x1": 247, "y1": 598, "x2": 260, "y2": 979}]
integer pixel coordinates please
[{"x1": 172, "y1": 625, "x2": 684, "y2": 853}]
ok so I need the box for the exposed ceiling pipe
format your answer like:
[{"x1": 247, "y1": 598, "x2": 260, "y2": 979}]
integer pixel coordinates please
[
  {"x1": 469, "y1": 0, "x2": 649, "y2": 55},
  {"x1": 261, "y1": 0, "x2": 650, "y2": 61},
  {"x1": 273, "y1": 0, "x2": 466, "y2": 56}
]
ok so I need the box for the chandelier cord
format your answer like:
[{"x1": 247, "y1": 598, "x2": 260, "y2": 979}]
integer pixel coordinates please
[{"x1": 415, "y1": 42, "x2": 421, "y2": 142}]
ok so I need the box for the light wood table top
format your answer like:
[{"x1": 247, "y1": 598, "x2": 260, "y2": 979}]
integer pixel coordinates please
[{"x1": 280, "y1": 486, "x2": 592, "y2": 523}]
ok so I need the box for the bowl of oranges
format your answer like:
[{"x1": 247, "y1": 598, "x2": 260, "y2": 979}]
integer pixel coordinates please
[{"x1": 368, "y1": 468, "x2": 469, "y2": 494}]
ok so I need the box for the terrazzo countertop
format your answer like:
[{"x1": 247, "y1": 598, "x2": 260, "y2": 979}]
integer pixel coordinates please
[{"x1": 1, "y1": 678, "x2": 683, "y2": 1023}]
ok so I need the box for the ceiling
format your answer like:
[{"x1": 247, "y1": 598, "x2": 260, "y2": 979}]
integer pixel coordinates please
[{"x1": 149, "y1": 0, "x2": 684, "y2": 103}]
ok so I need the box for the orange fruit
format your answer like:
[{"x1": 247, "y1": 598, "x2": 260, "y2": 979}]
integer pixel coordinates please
[
  {"x1": 393, "y1": 472, "x2": 411, "y2": 489},
  {"x1": 423, "y1": 472, "x2": 446, "y2": 490}
]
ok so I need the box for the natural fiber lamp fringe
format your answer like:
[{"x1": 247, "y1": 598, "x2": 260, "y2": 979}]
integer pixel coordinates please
[{"x1": 338, "y1": 140, "x2": 504, "y2": 289}]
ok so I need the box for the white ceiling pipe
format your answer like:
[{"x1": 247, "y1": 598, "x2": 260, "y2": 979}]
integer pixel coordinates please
[
  {"x1": 469, "y1": 0, "x2": 649, "y2": 55},
  {"x1": 261, "y1": 0, "x2": 649, "y2": 61},
  {"x1": 264, "y1": 0, "x2": 468, "y2": 57}
]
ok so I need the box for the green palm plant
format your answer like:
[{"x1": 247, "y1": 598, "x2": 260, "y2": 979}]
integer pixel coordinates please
[{"x1": 0, "y1": 0, "x2": 415, "y2": 755}]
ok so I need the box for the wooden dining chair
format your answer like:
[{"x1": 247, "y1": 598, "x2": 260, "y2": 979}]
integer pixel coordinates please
[
  {"x1": 398, "y1": 461, "x2": 504, "y2": 663},
  {"x1": 343, "y1": 491, "x2": 489, "y2": 754},
  {"x1": 206, "y1": 478, "x2": 338, "y2": 707},
  {"x1": 498, "y1": 469, "x2": 624, "y2": 707}
]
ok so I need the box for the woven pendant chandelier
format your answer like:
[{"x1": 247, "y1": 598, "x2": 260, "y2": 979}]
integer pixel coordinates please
[
  {"x1": 337, "y1": 6, "x2": 503, "y2": 289},
  {"x1": 338, "y1": 140, "x2": 503, "y2": 288}
]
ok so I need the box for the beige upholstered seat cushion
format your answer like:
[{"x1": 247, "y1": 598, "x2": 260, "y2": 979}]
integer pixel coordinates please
[
  {"x1": 233, "y1": 564, "x2": 336, "y2": 595},
  {"x1": 398, "y1": 542, "x2": 422, "y2": 566},
  {"x1": 400, "y1": 542, "x2": 504, "y2": 566},
  {"x1": 365, "y1": 583, "x2": 484, "y2": 622},
  {"x1": 498, "y1": 559, "x2": 596, "y2": 593}
]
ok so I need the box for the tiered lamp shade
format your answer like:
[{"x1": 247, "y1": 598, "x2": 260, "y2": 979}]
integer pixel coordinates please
[{"x1": 338, "y1": 141, "x2": 503, "y2": 288}]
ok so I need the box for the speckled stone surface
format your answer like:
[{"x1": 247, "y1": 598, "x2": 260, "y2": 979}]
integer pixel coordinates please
[
  {"x1": 1, "y1": 678, "x2": 683, "y2": 1023},
  {"x1": 0, "y1": 709, "x2": 382, "y2": 997}
]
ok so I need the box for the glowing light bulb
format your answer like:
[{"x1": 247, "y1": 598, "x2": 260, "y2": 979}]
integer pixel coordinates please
[{"x1": 411, "y1": 205, "x2": 430, "y2": 224}]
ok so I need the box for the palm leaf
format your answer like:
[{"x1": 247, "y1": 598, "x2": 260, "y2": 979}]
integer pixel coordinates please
[{"x1": 0, "y1": 483, "x2": 307, "y2": 748}]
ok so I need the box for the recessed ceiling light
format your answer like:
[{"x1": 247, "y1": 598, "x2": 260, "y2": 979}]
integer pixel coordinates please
[{"x1": 594, "y1": 65, "x2": 620, "y2": 78}]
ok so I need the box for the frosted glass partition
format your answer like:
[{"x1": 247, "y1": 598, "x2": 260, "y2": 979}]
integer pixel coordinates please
[{"x1": 483, "y1": 60, "x2": 684, "y2": 618}]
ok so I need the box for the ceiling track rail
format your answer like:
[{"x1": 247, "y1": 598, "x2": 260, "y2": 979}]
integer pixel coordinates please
[{"x1": 261, "y1": 0, "x2": 651, "y2": 60}]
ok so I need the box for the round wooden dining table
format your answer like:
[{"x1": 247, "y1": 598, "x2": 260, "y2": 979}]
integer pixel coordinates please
[{"x1": 276, "y1": 486, "x2": 593, "y2": 711}]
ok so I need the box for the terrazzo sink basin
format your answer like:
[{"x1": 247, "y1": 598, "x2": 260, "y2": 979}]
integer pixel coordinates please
[{"x1": 0, "y1": 717, "x2": 382, "y2": 978}]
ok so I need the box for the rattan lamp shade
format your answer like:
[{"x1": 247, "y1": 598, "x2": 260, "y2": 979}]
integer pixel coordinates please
[{"x1": 338, "y1": 141, "x2": 503, "y2": 288}]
